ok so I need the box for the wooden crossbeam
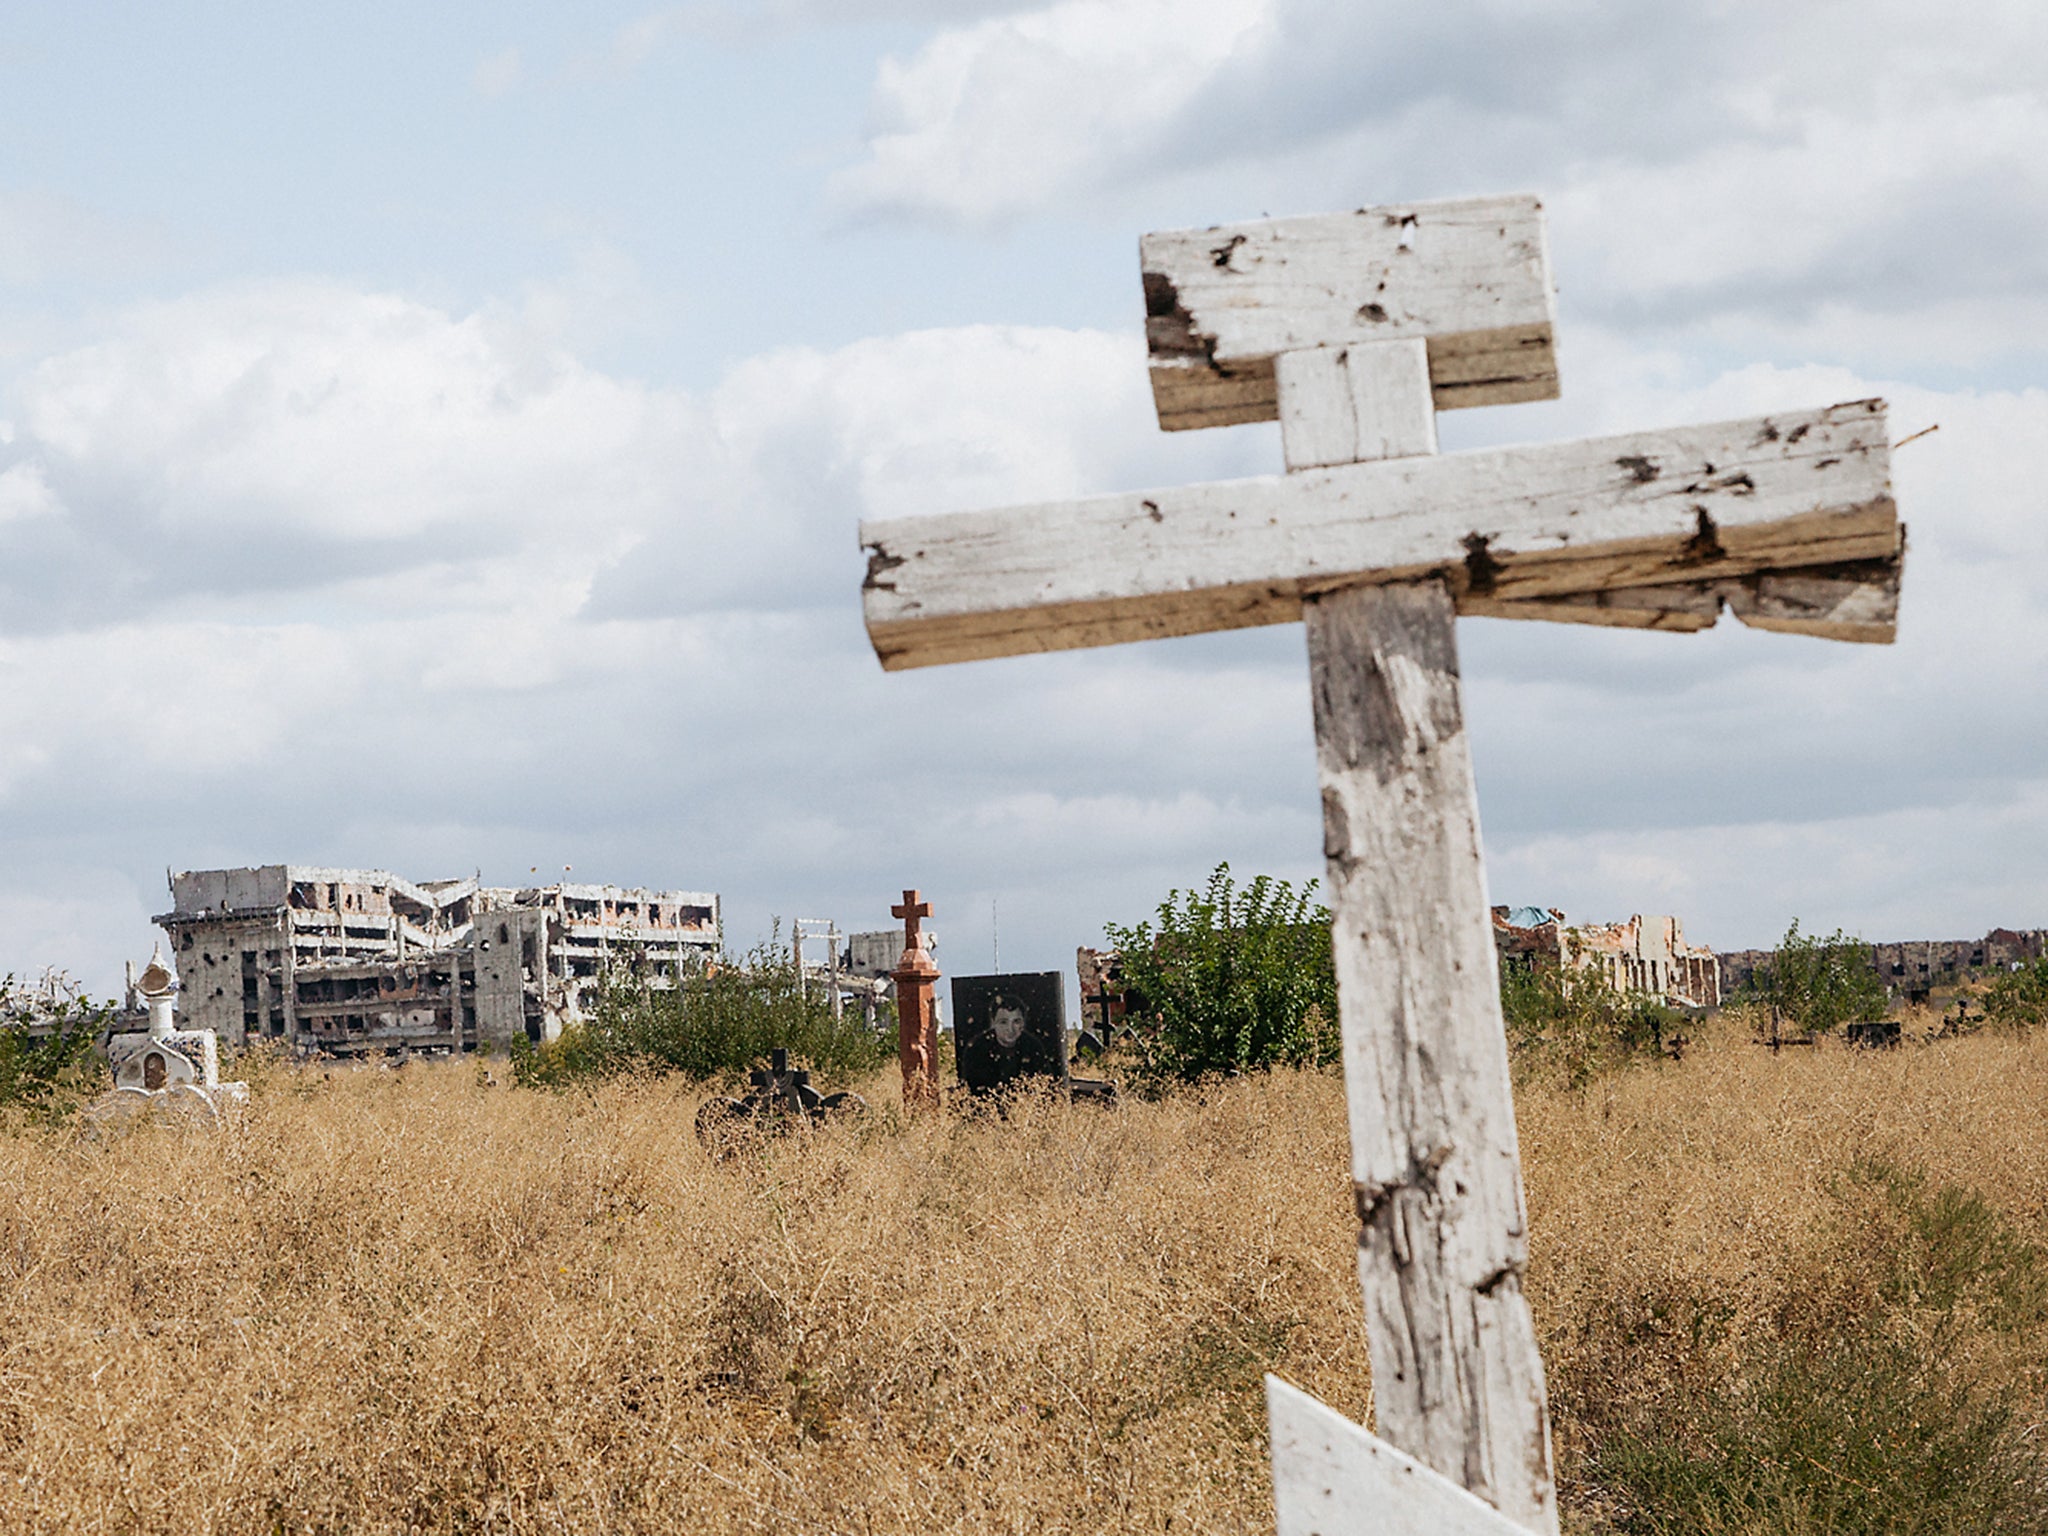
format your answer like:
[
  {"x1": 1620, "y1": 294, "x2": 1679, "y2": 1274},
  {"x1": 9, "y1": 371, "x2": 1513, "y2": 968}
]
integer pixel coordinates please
[
  {"x1": 862, "y1": 400, "x2": 1898, "y2": 670},
  {"x1": 1143, "y1": 196, "x2": 1558, "y2": 430},
  {"x1": 1465, "y1": 554, "x2": 1903, "y2": 642}
]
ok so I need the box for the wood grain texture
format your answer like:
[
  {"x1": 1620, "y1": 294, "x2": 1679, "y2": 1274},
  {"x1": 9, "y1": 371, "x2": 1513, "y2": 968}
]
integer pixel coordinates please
[
  {"x1": 861, "y1": 400, "x2": 1897, "y2": 670},
  {"x1": 1142, "y1": 196, "x2": 1557, "y2": 431},
  {"x1": 1464, "y1": 553, "x2": 1903, "y2": 643},
  {"x1": 1278, "y1": 340, "x2": 1437, "y2": 470},
  {"x1": 1267, "y1": 1376, "x2": 1535, "y2": 1536},
  {"x1": 1305, "y1": 579, "x2": 1557, "y2": 1533}
]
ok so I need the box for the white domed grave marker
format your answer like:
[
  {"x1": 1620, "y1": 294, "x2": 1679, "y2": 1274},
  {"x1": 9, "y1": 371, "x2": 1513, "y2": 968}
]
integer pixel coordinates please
[{"x1": 107, "y1": 946, "x2": 249, "y2": 1114}]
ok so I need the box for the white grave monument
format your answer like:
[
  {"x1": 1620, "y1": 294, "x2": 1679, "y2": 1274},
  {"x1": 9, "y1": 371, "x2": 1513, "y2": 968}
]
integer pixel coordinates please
[
  {"x1": 858, "y1": 193, "x2": 1903, "y2": 1532},
  {"x1": 105, "y1": 946, "x2": 248, "y2": 1114}
]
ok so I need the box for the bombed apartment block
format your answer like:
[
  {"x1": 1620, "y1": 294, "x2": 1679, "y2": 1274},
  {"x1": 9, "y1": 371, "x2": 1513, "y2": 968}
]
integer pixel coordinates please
[
  {"x1": 843, "y1": 927, "x2": 941, "y2": 980},
  {"x1": 1492, "y1": 905, "x2": 1722, "y2": 1009},
  {"x1": 1718, "y1": 926, "x2": 2048, "y2": 1002},
  {"x1": 156, "y1": 866, "x2": 720, "y2": 1054}
]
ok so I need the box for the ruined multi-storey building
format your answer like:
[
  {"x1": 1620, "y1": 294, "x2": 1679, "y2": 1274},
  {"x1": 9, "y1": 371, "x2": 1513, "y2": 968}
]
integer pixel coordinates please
[
  {"x1": 156, "y1": 866, "x2": 719, "y2": 1054},
  {"x1": 1492, "y1": 906, "x2": 1722, "y2": 1009},
  {"x1": 1718, "y1": 926, "x2": 2048, "y2": 1001}
]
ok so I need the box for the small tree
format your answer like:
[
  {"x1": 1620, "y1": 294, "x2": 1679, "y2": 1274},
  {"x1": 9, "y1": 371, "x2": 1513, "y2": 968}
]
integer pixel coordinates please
[
  {"x1": 1104, "y1": 863, "x2": 1339, "y2": 1087},
  {"x1": 1498, "y1": 955, "x2": 1678, "y2": 1089},
  {"x1": 0, "y1": 974, "x2": 114, "y2": 1125},
  {"x1": 513, "y1": 929, "x2": 891, "y2": 1088},
  {"x1": 1746, "y1": 919, "x2": 1886, "y2": 1035},
  {"x1": 1984, "y1": 957, "x2": 2048, "y2": 1030}
]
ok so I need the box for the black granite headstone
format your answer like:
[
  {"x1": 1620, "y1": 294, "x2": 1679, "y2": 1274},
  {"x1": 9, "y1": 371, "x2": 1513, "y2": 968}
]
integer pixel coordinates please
[{"x1": 952, "y1": 971, "x2": 1068, "y2": 1094}]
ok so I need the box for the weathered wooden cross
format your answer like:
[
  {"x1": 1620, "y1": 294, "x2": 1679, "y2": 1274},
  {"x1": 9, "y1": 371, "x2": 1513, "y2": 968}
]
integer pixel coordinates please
[{"x1": 857, "y1": 194, "x2": 1903, "y2": 1532}]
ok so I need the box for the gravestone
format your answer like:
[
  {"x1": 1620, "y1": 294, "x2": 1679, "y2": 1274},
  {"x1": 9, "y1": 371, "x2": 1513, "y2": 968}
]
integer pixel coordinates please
[
  {"x1": 892, "y1": 890, "x2": 943, "y2": 1109},
  {"x1": 951, "y1": 971, "x2": 1069, "y2": 1095},
  {"x1": 103, "y1": 948, "x2": 247, "y2": 1111},
  {"x1": 859, "y1": 192, "x2": 1905, "y2": 1532},
  {"x1": 693, "y1": 1047, "x2": 867, "y2": 1156}
]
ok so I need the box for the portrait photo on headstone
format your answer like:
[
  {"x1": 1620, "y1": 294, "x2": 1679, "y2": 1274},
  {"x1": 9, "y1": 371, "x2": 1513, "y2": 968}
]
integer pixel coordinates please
[{"x1": 950, "y1": 971, "x2": 1068, "y2": 1095}]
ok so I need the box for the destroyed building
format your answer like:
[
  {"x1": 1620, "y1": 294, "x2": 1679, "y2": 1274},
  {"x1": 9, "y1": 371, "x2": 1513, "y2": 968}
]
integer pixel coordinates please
[
  {"x1": 842, "y1": 927, "x2": 940, "y2": 980},
  {"x1": 1491, "y1": 906, "x2": 1722, "y2": 1009},
  {"x1": 1718, "y1": 926, "x2": 2048, "y2": 1001},
  {"x1": 156, "y1": 866, "x2": 720, "y2": 1055}
]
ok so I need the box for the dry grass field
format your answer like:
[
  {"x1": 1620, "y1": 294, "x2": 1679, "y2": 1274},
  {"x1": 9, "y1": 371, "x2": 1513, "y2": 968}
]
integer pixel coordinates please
[{"x1": 4, "y1": 1023, "x2": 2046, "y2": 1534}]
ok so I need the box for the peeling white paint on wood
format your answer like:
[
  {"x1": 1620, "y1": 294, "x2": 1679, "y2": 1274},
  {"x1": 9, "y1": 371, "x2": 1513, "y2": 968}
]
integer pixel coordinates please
[
  {"x1": 1275, "y1": 335, "x2": 1555, "y2": 1532},
  {"x1": 1305, "y1": 580, "x2": 1558, "y2": 1532},
  {"x1": 1278, "y1": 340, "x2": 1438, "y2": 470},
  {"x1": 856, "y1": 189, "x2": 1910, "y2": 1536},
  {"x1": 1142, "y1": 196, "x2": 1557, "y2": 431},
  {"x1": 1267, "y1": 1376, "x2": 1536, "y2": 1536},
  {"x1": 861, "y1": 400, "x2": 1897, "y2": 670}
]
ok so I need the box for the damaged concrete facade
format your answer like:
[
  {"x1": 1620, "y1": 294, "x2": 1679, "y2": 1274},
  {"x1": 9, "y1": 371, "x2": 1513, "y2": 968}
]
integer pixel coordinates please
[
  {"x1": 1492, "y1": 906, "x2": 1722, "y2": 1009},
  {"x1": 1718, "y1": 926, "x2": 2048, "y2": 1001},
  {"x1": 156, "y1": 866, "x2": 719, "y2": 1054}
]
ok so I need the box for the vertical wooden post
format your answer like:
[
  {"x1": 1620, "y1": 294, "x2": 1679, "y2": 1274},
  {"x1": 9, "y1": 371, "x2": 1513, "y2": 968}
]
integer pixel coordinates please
[{"x1": 1283, "y1": 340, "x2": 1558, "y2": 1533}]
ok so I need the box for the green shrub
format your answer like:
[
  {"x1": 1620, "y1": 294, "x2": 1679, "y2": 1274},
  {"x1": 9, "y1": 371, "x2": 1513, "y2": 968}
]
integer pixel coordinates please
[
  {"x1": 511, "y1": 933, "x2": 892, "y2": 1088},
  {"x1": 1740, "y1": 919, "x2": 1886, "y2": 1035},
  {"x1": 1499, "y1": 958, "x2": 1678, "y2": 1089},
  {"x1": 1984, "y1": 956, "x2": 2048, "y2": 1030},
  {"x1": 1565, "y1": 1162, "x2": 2048, "y2": 1534},
  {"x1": 1103, "y1": 864, "x2": 1339, "y2": 1088},
  {"x1": 0, "y1": 975, "x2": 113, "y2": 1125}
]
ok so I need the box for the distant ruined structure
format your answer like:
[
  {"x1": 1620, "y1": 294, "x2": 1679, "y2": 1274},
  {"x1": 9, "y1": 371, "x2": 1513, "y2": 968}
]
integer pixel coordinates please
[
  {"x1": 1718, "y1": 926, "x2": 2048, "y2": 1002},
  {"x1": 156, "y1": 865, "x2": 720, "y2": 1054},
  {"x1": 1492, "y1": 906, "x2": 1722, "y2": 1009}
]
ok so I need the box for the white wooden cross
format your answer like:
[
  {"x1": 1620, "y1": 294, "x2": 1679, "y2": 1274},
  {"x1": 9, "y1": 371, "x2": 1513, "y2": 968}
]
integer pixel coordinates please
[{"x1": 857, "y1": 194, "x2": 1903, "y2": 1533}]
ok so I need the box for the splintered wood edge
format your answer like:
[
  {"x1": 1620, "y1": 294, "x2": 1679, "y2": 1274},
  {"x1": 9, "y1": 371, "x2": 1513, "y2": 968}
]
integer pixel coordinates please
[
  {"x1": 863, "y1": 544, "x2": 1902, "y2": 670},
  {"x1": 860, "y1": 401, "x2": 1899, "y2": 669},
  {"x1": 1468, "y1": 552, "x2": 1903, "y2": 644}
]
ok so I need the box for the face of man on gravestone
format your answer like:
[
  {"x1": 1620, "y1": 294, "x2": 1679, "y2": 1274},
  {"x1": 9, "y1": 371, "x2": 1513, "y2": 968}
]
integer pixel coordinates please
[{"x1": 991, "y1": 1000, "x2": 1027, "y2": 1050}]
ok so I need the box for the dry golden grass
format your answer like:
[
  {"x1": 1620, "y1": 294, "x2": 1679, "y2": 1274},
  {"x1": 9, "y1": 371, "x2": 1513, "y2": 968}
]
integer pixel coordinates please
[{"x1": 3, "y1": 1026, "x2": 2045, "y2": 1534}]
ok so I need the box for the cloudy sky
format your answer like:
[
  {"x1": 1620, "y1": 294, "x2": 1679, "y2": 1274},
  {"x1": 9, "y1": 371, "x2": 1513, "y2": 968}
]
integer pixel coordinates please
[{"x1": 3, "y1": 0, "x2": 2045, "y2": 997}]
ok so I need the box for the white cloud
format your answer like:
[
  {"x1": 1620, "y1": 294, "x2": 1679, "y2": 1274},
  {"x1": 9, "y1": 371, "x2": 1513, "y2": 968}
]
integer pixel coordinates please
[
  {"x1": 829, "y1": 0, "x2": 2048, "y2": 380},
  {"x1": 0, "y1": 462, "x2": 58, "y2": 524},
  {"x1": 829, "y1": 0, "x2": 1275, "y2": 225},
  {"x1": 2, "y1": 281, "x2": 705, "y2": 633},
  {"x1": 1487, "y1": 785, "x2": 2048, "y2": 956},
  {"x1": 4, "y1": 265, "x2": 2046, "y2": 992}
]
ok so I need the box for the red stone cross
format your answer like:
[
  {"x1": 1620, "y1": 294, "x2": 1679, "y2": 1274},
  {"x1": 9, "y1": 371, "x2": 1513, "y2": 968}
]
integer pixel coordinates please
[
  {"x1": 890, "y1": 889, "x2": 940, "y2": 1112},
  {"x1": 892, "y1": 889, "x2": 933, "y2": 953}
]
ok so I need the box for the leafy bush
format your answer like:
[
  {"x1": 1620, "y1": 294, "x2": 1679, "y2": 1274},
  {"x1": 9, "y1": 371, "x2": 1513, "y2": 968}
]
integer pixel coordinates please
[
  {"x1": 1741, "y1": 919, "x2": 1886, "y2": 1035},
  {"x1": 1498, "y1": 958, "x2": 1679, "y2": 1089},
  {"x1": 0, "y1": 975, "x2": 114, "y2": 1125},
  {"x1": 1567, "y1": 1161, "x2": 2048, "y2": 1534},
  {"x1": 511, "y1": 933, "x2": 892, "y2": 1088},
  {"x1": 1985, "y1": 956, "x2": 2048, "y2": 1030},
  {"x1": 1104, "y1": 864, "x2": 1339, "y2": 1087}
]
